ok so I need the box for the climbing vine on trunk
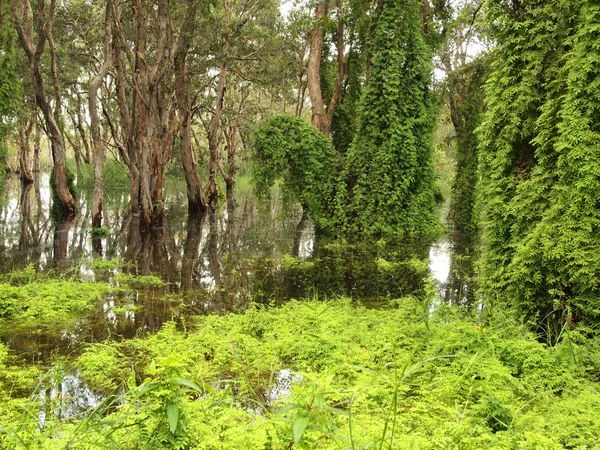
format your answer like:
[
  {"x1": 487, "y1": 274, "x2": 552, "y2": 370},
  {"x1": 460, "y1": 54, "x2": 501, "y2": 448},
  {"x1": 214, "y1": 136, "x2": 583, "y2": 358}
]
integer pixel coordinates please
[
  {"x1": 478, "y1": 0, "x2": 600, "y2": 339},
  {"x1": 339, "y1": 0, "x2": 439, "y2": 238}
]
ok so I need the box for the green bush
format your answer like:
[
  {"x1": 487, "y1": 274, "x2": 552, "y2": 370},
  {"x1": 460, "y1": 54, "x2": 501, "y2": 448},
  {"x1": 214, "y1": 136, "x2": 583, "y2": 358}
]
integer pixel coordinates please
[{"x1": 251, "y1": 116, "x2": 340, "y2": 232}]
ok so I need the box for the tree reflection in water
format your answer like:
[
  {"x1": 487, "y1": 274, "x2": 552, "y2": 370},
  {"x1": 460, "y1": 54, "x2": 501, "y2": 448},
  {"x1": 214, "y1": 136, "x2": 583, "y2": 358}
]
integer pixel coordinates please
[{"x1": 0, "y1": 174, "x2": 449, "y2": 362}]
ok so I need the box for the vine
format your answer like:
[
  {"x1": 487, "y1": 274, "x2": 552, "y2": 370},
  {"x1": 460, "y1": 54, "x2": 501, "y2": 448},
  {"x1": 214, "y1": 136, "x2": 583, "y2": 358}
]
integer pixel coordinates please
[
  {"x1": 0, "y1": 1, "x2": 21, "y2": 174},
  {"x1": 339, "y1": 0, "x2": 439, "y2": 238},
  {"x1": 251, "y1": 115, "x2": 340, "y2": 232},
  {"x1": 445, "y1": 56, "x2": 489, "y2": 306},
  {"x1": 478, "y1": 0, "x2": 600, "y2": 339}
]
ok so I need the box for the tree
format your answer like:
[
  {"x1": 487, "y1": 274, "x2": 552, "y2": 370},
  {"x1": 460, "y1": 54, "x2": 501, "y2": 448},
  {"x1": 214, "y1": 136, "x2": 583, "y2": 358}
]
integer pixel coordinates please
[
  {"x1": 340, "y1": 0, "x2": 438, "y2": 238},
  {"x1": 175, "y1": 0, "x2": 207, "y2": 217},
  {"x1": 477, "y1": 0, "x2": 600, "y2": 338},
  {"x1": 12, "y1": 0, "x2": 76, "y2": 214},
  {"x1": 89, "y1": 0, "x2": 113, "y2": 228},
  {"x1": 436, "y1": 0, "x2": 487, "y2": 306},
  {"x1": 444, "y1": 57, "x2": 487, "y2": 306},
  {"x1": 110, "y1": 0, "x2": 192, "y2": 227},
  {"x1": 252, "y1": 115, "x2": 339, "y2": 231},
  {"x1": 307, "y1": 0, "x2": 344, "y2": 135},
  {"x1": 0, "y1": 0, "x2": 20, "y2": 177}
]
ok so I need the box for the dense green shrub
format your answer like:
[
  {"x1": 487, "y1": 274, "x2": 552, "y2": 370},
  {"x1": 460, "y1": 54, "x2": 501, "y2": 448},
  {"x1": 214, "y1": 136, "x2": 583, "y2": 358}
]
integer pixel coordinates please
[
  {"x1": 0, "y1": 278, "x2": 108, "y2": 323},
  {"x1": 251, "y1": 115, "x2": 340, "y2": 232}
]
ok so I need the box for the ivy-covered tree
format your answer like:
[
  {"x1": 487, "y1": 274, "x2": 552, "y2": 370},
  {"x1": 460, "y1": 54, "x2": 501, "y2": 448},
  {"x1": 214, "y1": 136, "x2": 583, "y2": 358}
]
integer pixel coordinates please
[
  {"x1": 478, "y1": 0, "x2": 600, "y2": 339},
  {"x1": 445, "y1": 56, "x2": 488, "y2": 306},
  {"x1": 251, "y1": 115, "x2": 340, "y2": 232},
  {"x1": 340, "y1": 0, "x2": 439, "y2": 238},
  {"x1": 0, "y1": 0, "x2": 20, "y2": 175}
]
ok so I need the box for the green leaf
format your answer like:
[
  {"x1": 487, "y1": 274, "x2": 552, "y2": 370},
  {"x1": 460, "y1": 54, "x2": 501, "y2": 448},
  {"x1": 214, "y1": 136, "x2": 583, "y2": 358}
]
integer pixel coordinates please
[
  {"x1": 167, "y1": 402, "x2": 179, "y2": 434},
  {"x1": 293, "y1": 415, "x2": 310, "y2": 444},
  {"x1": 175, "y1": 378, "x2": 202, "y2": 392},
  {"x1": 134, "y1": 382, "x2": 160, "y2": 399}
]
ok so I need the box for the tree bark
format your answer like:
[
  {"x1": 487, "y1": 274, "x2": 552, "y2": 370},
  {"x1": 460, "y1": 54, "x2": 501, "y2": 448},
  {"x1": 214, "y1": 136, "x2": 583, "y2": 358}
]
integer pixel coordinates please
[
  {"x1": 12, "y1": 0, "x2": 76, "y2": 214},
  {"x1": 74, "y1": 91, "x2": 91, "y2": 165},
  {"x1": 111, "y1": 0, "x2": 181, "y2": 228},
  {"x1": 207, "y1": 63, "x2": 228, "y2": 212},
  {"x1": 17, "y1": 115, "x2": 34, "y2": 183},
  {"x1": 307, "y1": 0, "x2": 344, "y2": 135},
  {"x1": 175, "y1": 0, "x2": 206, "y2": 216},
  {"x1": 33, "y1": 119, "x2": 41, "y2": 173},
  {"x1": 89, "y1": 0, "x2": 113, "y2": 229}
]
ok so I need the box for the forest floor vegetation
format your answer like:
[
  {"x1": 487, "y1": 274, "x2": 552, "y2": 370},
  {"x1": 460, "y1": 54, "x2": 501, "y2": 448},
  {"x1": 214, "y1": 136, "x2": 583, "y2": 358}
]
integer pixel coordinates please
[{"x1": 0, "y1": 275, "x2": 598, "y2": 449}]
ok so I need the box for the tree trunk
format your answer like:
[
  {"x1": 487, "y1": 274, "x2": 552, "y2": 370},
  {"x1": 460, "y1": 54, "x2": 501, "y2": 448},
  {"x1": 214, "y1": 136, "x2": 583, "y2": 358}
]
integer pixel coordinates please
[
  {"x1": 75, "y1": 91, "x2": 91, "y2": 164},
  {"x1": 33, "y1": 120, "x2": 41, "y2": 173},
  {"x1": 111, "y1": 0, "x2": 181, "y2": 228},
  {"x1": 307, "y1": 0, "x2": 344, "y2": 135},
  {"x1": 19, "y1": 183, "x2": 33, "y2": 249},
  {"x1": 17, "y1": 116, "x2": 34, "y2": 184},
  {"x1": 175, "y1": 0, "x2": 206, "y2": 217},
  {"x1": 206, "y1": 0, "x2": 231, "y2": 212},
  {"x1": 207, "y1": 63, "x2": 228, "y2": 211},
  {"x1": 13, "y1": 0, "x2": 76, "y2": 214},
  {"x1": 222, "y1": 124, "x2": 237, "y2": 211},
  {"x1": 307, "y1": 1, "x2": 328, "y2": 133},
  {"x1": 89, "y1": 0, "x2": 112, "y2": 228}
]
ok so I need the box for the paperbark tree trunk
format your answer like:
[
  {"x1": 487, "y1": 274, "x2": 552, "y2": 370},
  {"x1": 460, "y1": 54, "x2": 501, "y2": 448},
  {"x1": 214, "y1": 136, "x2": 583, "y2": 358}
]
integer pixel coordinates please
[
  {"x1": 89, "y1": 0, "x2": 113, "y2": 229},
  {"x1": 33, "y1": 120, "x2": 41, "y2": 173},
  {"x1": 12, "y1": 0, "x2": 76, "y2": 215},
  {"x1": 17, "y1": 115, "x2": 34, "y2": 184},
  {"x1": 307, "y1": 0, "x2": 344, "y2": 135},
  {"x1": 111, "y1": 0, "x2": 182, "y2": 228},
  {"x1": 175, "y1": 0, "x2": 206, "y2": 216},
  {"x1": 207, "y1": 62, "x2": 228, "y2": 212}
]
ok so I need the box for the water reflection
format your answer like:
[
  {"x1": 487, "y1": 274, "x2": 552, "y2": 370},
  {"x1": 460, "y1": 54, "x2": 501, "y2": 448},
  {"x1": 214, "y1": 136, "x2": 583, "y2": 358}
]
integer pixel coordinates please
[{"x1": 0, "y1": 174, "x2": 451, "y2": 361}]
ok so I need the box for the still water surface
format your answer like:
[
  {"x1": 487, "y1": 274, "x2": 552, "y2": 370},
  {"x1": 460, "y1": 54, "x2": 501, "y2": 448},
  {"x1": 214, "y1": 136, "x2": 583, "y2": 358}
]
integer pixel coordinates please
[{"x1": 0, "y1": 174, "x2": 449, "y2": 362}]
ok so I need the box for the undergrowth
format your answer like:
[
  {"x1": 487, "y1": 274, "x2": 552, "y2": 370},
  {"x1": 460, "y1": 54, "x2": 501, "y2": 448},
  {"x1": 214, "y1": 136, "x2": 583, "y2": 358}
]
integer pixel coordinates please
[{"x1": 0, "y1": 294, "x2": 598, "y2": 449}]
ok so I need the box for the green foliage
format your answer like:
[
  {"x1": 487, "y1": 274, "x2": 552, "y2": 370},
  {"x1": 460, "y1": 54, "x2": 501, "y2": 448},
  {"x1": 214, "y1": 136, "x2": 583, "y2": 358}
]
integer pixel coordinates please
[
  {"x1": 251, "y1": 115, "x2": 340, "y2": 231},
  {"x1": 113, "y1": 273, "x2": 164, "y2": 289},
  {"x1": 340, "y1": 0, "x2": 440, "y2": 239},
  {"x1": 0, "y1": 278, "x2": 108, "y2": 324},
  {"x1": 0, "y1": 1, "x2": 21, "y2": 173},
  {"x1": 2, "y1": 298, "x2": 600, "y2": 448},
  {"x1": 89, "y1": 226, "x2": 109, "y2": 238},
  {"x1": 478, "y1": 0, "x2": 600, "y2": 336},
  {"x1": 445, "y1": 57, "x2": 489, "y2": 306},
  {"x1": 73, "y1": 158, "x2": 130, "y2": 189},
  {"x1": 251, "y1": 238, "x2": 432, "y2": 303}
]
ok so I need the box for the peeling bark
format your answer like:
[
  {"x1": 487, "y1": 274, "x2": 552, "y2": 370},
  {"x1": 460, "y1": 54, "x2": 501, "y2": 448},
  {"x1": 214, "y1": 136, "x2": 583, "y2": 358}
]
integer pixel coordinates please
[
  {"x1": 175, "y1": 0, "x2": 206, "y2": 216},
  {"x1": 89, "y1": 0, "x2": 113, "y2": 229},
  {"x1": 307, "y1": 0, "x2": 344, "y2": 135},
  {"x1": 12, "y1": 0, "x2": 76, "y2": 214}
]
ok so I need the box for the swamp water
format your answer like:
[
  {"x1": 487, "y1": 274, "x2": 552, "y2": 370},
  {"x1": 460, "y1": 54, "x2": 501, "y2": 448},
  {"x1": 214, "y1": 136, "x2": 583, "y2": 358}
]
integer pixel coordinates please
[{"x1": 0, "y1": 174, "x2": 450, "y2": 409}]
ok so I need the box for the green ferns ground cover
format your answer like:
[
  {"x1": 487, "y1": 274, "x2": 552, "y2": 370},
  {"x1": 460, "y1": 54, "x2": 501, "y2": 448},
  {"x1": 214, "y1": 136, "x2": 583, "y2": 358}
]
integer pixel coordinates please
[{"x1": 0, "y1": 280, "x2": 598, "y2": 449}]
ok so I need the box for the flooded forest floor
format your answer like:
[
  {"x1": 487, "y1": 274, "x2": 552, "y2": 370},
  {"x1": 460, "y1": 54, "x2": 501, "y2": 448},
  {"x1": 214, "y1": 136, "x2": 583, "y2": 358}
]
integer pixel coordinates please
[{"x1": 0, "y1": 175, "x2": 599, "y2": 449}]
